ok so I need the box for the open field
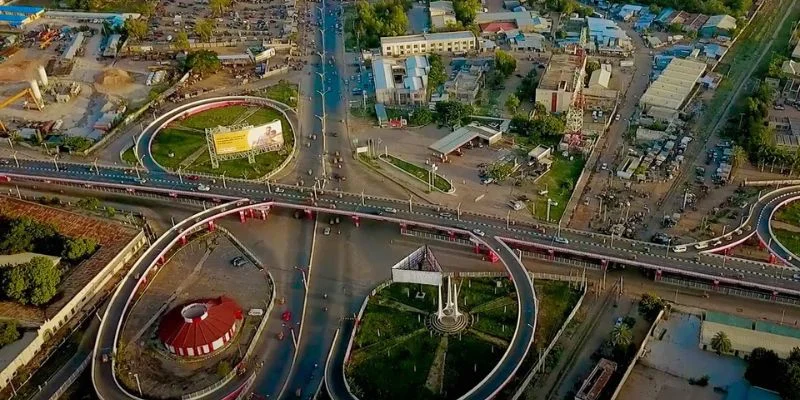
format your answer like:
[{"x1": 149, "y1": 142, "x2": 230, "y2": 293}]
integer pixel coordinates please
[
  {"x1": 150, "y1": 105, "x2": 293, "y2": 178},
  {"x1": 774, "y1": 228, "x2": 800, "y2": 256},
  {"x1": 259, "y1": 81, "x2": 299, "y2": 108},
  {"x1": 528, "y1": 154, "x2": 586, "y2": 222},
  {"x1": 775, "y1": 201, "x2": 800, "y2": 224}
]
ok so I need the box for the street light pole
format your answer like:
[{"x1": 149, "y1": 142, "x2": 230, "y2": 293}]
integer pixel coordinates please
[
  {"x1": 457, "y1": 202, "x2": 461, "y2": 220},
  {"x1": 546, "y1": 199, "x2": 552, "y2": 222},
  {"x1": 222, "y1": 171, "x2": 227, "y2": 189},
  {"x1": 12, "y1": 151, "x2": 18, "y2": 168},
  {"x1": 408, "y1": 196, "x2": 413, "y2": 212},
  {"x1": 52, "y1": 156, "x2": 59, "y2": 172},
  {"x1": 93, "y1": 158, "x2": 99, "y2": 175},
  {"x1": 266, "y1": 180, "x2": 272, "y2": 194}
]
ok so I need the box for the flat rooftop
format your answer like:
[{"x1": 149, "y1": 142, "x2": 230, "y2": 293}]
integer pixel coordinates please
[
  {"x1": 539, "y1": 53, "x2": 584, "y2": 92},
  {"x1": 381, "y1": 31, "x2": 475, "y2": 45},
  {"x1": 640, "y1": 58, "x2": 706, "y2": 110}
]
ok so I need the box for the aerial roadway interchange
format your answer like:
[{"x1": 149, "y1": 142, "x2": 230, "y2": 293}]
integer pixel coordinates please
[{"x1": 1, "y1": 0, "x2": 800, "y2": 398}]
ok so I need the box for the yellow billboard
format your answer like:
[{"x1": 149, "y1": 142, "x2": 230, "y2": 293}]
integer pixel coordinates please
[{"x1": 211, "y1": 120, "x2": 284, "y2": 155}]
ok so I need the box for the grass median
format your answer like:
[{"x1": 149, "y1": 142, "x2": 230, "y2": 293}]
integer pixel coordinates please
[
  {"x1": 150, "y1": 105, "x2": 293, "y2": 179},
  {"x1": 381, "y1": 154, "x2": 452, "y2": 193},
  {"x1": 528, "y1": 154, "x2": 586, "y2": 222}
]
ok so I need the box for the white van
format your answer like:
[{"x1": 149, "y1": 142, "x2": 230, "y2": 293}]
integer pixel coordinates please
[
  {"x1": 672, "y1": 245, "x2": 687, "y2": 253},
  {"x1": 694, "y1": 242, "x2": 709, "y2": 250}
]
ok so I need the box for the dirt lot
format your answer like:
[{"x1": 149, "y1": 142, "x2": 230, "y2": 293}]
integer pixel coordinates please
[
  {"x1": 618, "y1": 365, "x2": 723, "y2": 400},
  {"x1": 118, "y1": 232, "x2": 271, "y2": 399}
]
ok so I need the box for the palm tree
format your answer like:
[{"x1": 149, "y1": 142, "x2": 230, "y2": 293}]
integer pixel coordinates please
[
  {"x1": 610, "y1": 325, "x2": 632, "y2": 349},
  {"x1": 711, "y1": 331, "x2": 732, "y2": 354}
]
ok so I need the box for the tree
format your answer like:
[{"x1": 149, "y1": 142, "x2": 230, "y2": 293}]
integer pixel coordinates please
[
  {"x1": 435, "y1": 101, "x2": 473, "y2": 127},
  {"x1": 585, "y1": 60, "x2": 601, "y2": 79},
  {"x1": 452, "y1": 0, "x2": 480, "y2": 25},
  {"x1": 409, "y1": 108, "x2": 433, "y2": 126},
  {"x1": 427, "y1": 55, "x2": 447, "y2": 95},
  {"x1": 638, "y1": 293, "x2": 665, "y2": 321},
  {"x1": 486, "y1": 161, "x2": 516, "y2": 181},
  {"x1": 217, "y1": 360, "x2": 232, "y2": 377},
  {"x1": 175, "y1": 30, "x2": 190, "y2": 51},
  {"x1": 732, "y1": 145, "x2": 747, "y2": 168},
  {"x1": 1, "y1": 257, "x2": 61, "y2": 306},
  {"x1": 711, "y1": 331, "x2": 732, "y2": 354},
  {"x1": 194, "y1": 18, "x2": 215, "y2": 42},
  {"x1": 0, "y1": 217, "x2": 58, "y2": 255},
  {"x1": 505, "y1": 94, "x2": 520, "y2": 115},
  {"x1": 123, "y1": 18, "x2": 148, "y2": 41},
  {"x1": 668, "y1": 23, "x2": 683, "y2": 34},
  {"x1": 0, "y1": 321, "x2": 20, "y2": 348},
  {"x1": 745, "y1": 348, "x2": 784, "y2": 391},
  {"x1": 63, "y1": 237, "x2": 98, "y2": 262},
  {"x1": 209, "y1": 0, "x2": 233, "y2": 16},
  {"x1": 183, "y1": 50, "x2": 221, "y2": 76},
  {"x1": 494, "y1": 50, "x2": 517, "y2": 78},
  {"x1": 767, "y1": 54, "x2": 788, "y2": 79},
  {"x1": 610, "y1": 324, "x2": 632, "y2": 349},
  {"x1": 76, "y1": 197, "x2": 101, "y2": 211}
]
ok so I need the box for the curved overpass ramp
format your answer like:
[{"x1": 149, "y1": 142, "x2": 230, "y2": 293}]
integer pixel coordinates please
[{"x1": 91, "y1": 193, "x2": 536, "y2": 400}]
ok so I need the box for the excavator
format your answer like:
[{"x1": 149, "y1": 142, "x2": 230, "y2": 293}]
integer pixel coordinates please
[{"x1": 0, "y1": 88, "x2": 44, "y2": 133}]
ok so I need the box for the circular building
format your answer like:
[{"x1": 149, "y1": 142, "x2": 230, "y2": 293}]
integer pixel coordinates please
[{"x1": 158, "y1": 296, "x2": 243, "y2": 357}]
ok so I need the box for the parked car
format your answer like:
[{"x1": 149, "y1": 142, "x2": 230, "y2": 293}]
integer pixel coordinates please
[{"x1": 197, "y1": 184, "x2": 210, "y2": 192}]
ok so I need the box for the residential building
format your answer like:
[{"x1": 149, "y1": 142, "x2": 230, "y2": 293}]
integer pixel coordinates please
[
  {"x1": 380, "y1": 31, "x2": 477, "y2": 56},
  {"x1": 586, "y1": 17, "x2": 633, "y2": 54},
  {"x1": 615, "y1": 4, "x2": 642, "y2": 21},
  {"x1": 640, "y1": 57, "x2": 706, "y2": 115},
  {"x1": 444, "y1": 68, "x2": 484, "y2": 104},
  {"x1": 557, "y1": 17, "x2": 588, "y2": 48},
  {"x1": 475, "y1": 10, "x2": 550, "y2": 38},
  {"x1": 699, "y1": 14, "x2": 736, "y2": 37},
  {"x1": 535, "y1": 51, "x2": 587, "y2": 113},
  {"x1": 584, "y1": 63, "x2": 618, "y2": 110},
  {"x1": 681, "y1": 13, "x2": 709, "y2": 32},
  {"x1": 769, "y1": 112, "x2": 800, "y2": 149},
  {"x1": 509, "y1": 32, "x2": 545, "y2": 51},
  {"x1": 429, "y1": 1, "x2": 456, "y2": 30},
  {"x1": 373, "y1": 55, "x2": 430, "y2": 106},
  {"x1": 783, "y1": 59, "x2": 800, "y2": 79}
]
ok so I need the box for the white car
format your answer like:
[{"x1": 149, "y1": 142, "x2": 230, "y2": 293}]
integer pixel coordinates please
[
  {"x1": 197, "y1": 184, "x2": 210, "y2": 192},
  {"x1": 472, "y1": 228, "x2": 485, "y2": 237},
  {"x1": 554, "y1": 237, "x2": 569, "y2": 245},
  {"x1": 274, "y1": 187, "x2": 285, "y2": 193},
  {"x1": 384, "y1": 207, "x2": 398, "y2": 214}
]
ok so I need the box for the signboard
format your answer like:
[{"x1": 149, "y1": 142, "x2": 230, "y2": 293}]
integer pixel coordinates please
[
  {"x1": 212, "y1": 120, "x2": 284, "y2": 155},
  {"x1": 356, "y1": 146, "x2": 369, "y2": 154}
]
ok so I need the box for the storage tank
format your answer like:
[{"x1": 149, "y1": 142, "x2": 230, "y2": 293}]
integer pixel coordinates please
[
  {"x1": 37, "y1": 65, "x2": 48, "y2": 87},
  {"x1": 29, "y1": 80, "x2": 42, "y2": 102}
]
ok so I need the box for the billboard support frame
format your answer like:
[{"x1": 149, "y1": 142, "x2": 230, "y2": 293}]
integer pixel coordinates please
[{"x1": 205, "y1": 123, "x2": 283, "y2": 169}]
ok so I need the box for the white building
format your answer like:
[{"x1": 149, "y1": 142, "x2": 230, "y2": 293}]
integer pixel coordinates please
[
  {"x1": 586, "y1": 17, "x2": 632, "y2": 54},
  {"x1": 380, "y1": 31, "x2": 478, "y2": 56},
  {"x1": 373, "y1": 55, "x2": 430, "y2": 106},
  {"x1": 640, "y1": 58, "x2": 706, "y2": 116},
  {"x1": 429, "y1": 1, "x2": 456, "y2": 30}
]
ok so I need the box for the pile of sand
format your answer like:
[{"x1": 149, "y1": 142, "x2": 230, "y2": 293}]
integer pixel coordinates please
[{"x1": 95, "y1": 68, "x2": 134, "y2": 87}]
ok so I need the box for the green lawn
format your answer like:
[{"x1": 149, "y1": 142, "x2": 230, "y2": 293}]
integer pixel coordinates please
[
  {"x1": 383, "y1": 154, "x2": 452, "y2": 192},
  {"x1": 261, "y1": 81, "x2": 298, "y2": 108},
  {"x1": 121, "y1": 147, "x2": 138, "y2": 165},
  {"x1": 442, "y1": 333, "x2": 504, "y2": 399},
  {"x1": 774, "y1": 228, "x2": 800, "y2": 258},
  {"x1": 343, "y1": 6, "x2": 359, "y2": 51},
  {"x1": 150, "y1": 105, "x2": 293, "y2": 178},
  {"x1": 378, "y1": 283, "x2": 438, "y2": 313},
  {"x1": 347, "y1": 330, "x2": 441, "y2": 400},
  {"x1": 533, "y1": 280, "x2": 582, "y2": 350},
  {"x1": 528, "y1": 154, "x2": 586, "y2": 222},
  {"x1": 355, "y1": 303, "x2": 426, "y2": 348},
  {"x1": 459, "y1": 278, "x2": 515, "y2": 311},
  {"x1": 775, "y1": 201, "x2": 800, "y2": 225},
  {"x1": 471, "y1": 299, "x2": 518, "y2": 341}
]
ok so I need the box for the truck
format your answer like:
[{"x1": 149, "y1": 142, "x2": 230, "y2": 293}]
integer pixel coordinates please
[{"x1": 620, "y1": 60, "x2": 634, "y2": 68}]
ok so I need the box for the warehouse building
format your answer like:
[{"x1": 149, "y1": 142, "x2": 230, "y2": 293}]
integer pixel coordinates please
[
  {"x1": 699, "y1": 14, "x2": 736, "y2": 38},
  {"x1": 380, "y1": 31, "x2": 477, "y2": 56},
  {"x1": 535, "y1": 51, "x2": 587, "y2": 113},
  {"x1": 639, "y1": 57, "x2": 706, "y2": 119}
]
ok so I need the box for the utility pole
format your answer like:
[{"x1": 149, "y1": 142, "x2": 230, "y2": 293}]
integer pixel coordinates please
[
  {"x1": 177, "y1": 167, "x2": 183, "y2": 184},
  {"x1": 222, "y1": 171, "x2": 227, "y2": 189},
  {"x1": 93, "y1": 158, "x2": 99, "y2": 175},
  {"x1": 408, "y1": 196, "x2": 413, "y2": 212},
  {"x1": 266, "y1": 180, "x2": 272, "y2": 194},
  {"x1": 52, "y1": 156, "x2": 59, "y2": 172},
  {"x1": 12, "y1": 151, "x2": 18, "y2": 167}
]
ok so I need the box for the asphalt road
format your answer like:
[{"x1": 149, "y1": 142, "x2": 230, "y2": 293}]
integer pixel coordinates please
[{"x1": 1, "y1": 159, "x2": 799, "y2": 293}]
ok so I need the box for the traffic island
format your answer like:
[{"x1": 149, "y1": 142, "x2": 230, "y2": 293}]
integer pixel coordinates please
[
  {"x1": 114, "y1": 231, "x2": 273, "y2": 399},
  {"x1": 344, "y1": 274, "x2": 518, "y2": 400},
  {"x1": 375, "y1": 154, "x2": 455, "y2": 194},
  {"x1": 150, "y1": 102, "x2": 295, "y2": 180}
]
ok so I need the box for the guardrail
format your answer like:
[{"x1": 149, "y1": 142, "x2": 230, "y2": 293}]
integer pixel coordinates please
[
  {"x1": 47, "y1": 355, "x2": 90, "y2": 400},
  {"x1": 763, "y1": 193, "x2": 800, "y2": 265}
]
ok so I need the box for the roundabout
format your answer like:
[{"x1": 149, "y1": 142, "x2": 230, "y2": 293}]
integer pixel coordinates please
[{"x1": 134, "y1": 96, "x2": 298, "y2": 180}]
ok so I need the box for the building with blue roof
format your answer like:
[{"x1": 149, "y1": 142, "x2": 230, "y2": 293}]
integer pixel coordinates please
[
  {"x1": 0, "y1": 5, "x2": 44, "y2": 27},
  {"x1": 656, "y1": 8, "x2": 675, "y2": 24},
  {"x1": 634, "y1": 13, "x2": 655, "y2": 31},
  {"x1": 587, "y1": 17, "x2": 633, "y2": 53},
  {"x1": 616, "y1": 4, "x2": 642, "y2": 21},
  {"x1": 0, "y1": 14, "x2": 30, "y2": 28}
]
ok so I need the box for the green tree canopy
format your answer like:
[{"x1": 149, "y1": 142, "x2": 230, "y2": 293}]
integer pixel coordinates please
[
  {"x1": 711, "y1": 331, "x2": 733, "y2": 354},
  {"x1": 494, "y1": 50, "x2": 517, "y2": 78},
  {"x1": 638, "y1": 292, "x2": 666, "y2": 321},
  {"x1": 123, "y1": 18, "x2": 148, "y2": 41},
  {"x1": 63, "y1": 238, "x2": 98, "y2": 262},
  {"x1": 505, "y1": 94, "x2": 520, "y2": 115},
  {"x1": 184, "y1": 50, "x2": 221, "y2": 75},
  {"x1": 453, "y1": 0, "x2": 480, "y2": 25},
  {"x1": 427, "y1": 54, "x2": 447, "y2": 95},
  {"x1": 435, "y1": 101, "x2": 474, "y2": 127},
  {"x1": 354, "y1": 0, "x2": 409, "y2": 48},
  {"x1": 175, "y1": 30, "x2": 191, "y2": 51},
  {"x1": 610, "y1": 324, "x2": 633, "y2": 349},
  {"x1": 209, "y1": 0, "x2": 233, "y2": 16},
  {"x1": 0, "y1": 321, "x2": 20, "y2": 348},
  {"x1": 1, "y1": 257, "x2": 62, "y2": 306},
  {"x1": 194, "y1": 18, "x2": 215, "y2": 42}
]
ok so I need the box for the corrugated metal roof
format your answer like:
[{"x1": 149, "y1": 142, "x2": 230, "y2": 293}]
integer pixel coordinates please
[
  {"x1": 0, "y1": 5, "x2": 44, "y2": 14},
  {"x1": 0, "y1": 14, "x2": 28, "y2": 22}
]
